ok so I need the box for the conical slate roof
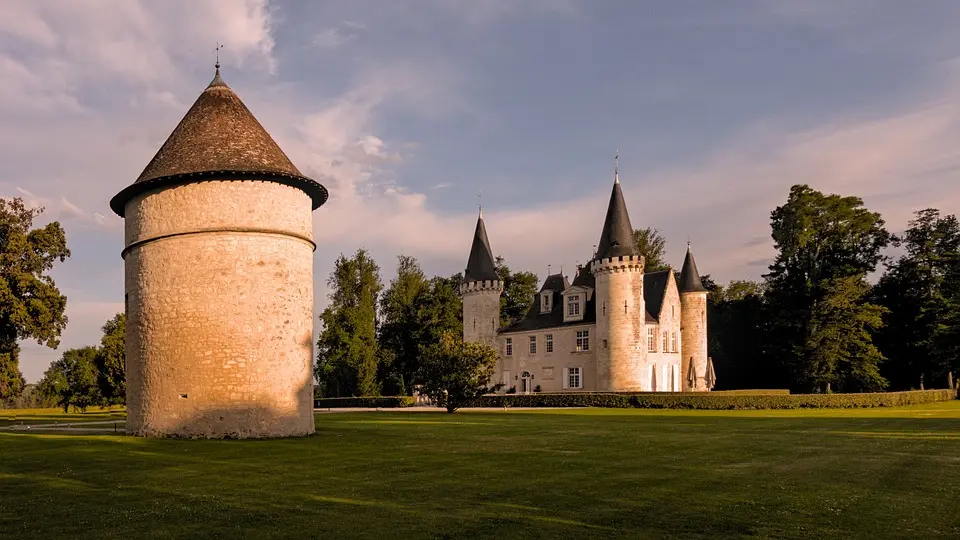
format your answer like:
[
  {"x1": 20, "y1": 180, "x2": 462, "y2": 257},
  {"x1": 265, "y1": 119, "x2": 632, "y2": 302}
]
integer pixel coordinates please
[
  {"x1": 463, "y1": 211, "x2": 499, "y2": 283},
  {"x1": 110, "y1": 68, "x2": 328, "y2": 217},
  {"x1": 594, "y1": 178, "x2": 638, "y2": 260},
  {"x1": 678, "y1": 244, "x2": 707, "y2": 293}
]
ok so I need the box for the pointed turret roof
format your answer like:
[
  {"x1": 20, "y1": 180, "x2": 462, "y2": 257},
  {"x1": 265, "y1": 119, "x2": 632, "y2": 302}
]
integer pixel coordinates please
[
  {"x1": 678, "y1": 243, "x2": 707, "y2": 293},
  {"x1": 463, "y1": 210, "x2": 499, "y2": 283},
  {"x1": 110, "y1": 67, "x2": 328, "y2": 217},
  {"x1": 594, "y1": 175, "x2": 638, "y2": 261}
]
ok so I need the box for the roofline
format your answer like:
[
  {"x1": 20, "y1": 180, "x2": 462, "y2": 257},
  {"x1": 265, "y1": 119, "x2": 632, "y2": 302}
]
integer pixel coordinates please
[{"x1": 109, "y1": 169, "x2": 329, "y2": 217}]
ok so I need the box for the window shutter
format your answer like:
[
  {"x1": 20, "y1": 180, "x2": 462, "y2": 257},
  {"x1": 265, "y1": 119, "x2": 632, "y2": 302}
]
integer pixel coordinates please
[{"x1": 562, "y1": 368, "x2": 569, "y2": 390}]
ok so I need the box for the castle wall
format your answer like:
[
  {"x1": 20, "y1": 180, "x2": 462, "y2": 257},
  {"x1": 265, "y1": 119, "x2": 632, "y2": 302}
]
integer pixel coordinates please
[
  {"x1": 592, "y1": 256, "x2": 646, "y2": 391},
  {"x1": 680, "y1": 291, "x2": 709, "y2": 391},
  {"x1": 123, "y1": 180, "x2": 316, "y2": 438},
  {"x1": 498, "y1": 324, "x2": 597, "y2": 392}
]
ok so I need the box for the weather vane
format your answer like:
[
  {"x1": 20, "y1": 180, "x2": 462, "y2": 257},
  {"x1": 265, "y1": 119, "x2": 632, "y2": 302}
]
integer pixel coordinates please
[
  {"x1": 477, "y1": 190, "x2": 483, "y2": 215},
  {"x1": 215, "y1": 42, "x2": 224, "y2": 69}
]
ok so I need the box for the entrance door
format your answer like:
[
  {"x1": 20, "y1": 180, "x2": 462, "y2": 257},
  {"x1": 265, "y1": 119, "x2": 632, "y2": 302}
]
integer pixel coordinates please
[{"x1": 520, "y1": 371, "x2": 532, "y2": 394}]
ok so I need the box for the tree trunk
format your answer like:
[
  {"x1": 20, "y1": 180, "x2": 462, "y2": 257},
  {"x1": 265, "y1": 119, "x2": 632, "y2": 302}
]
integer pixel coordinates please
[{"x1": 948, "y1": 371, "x2": 954, "y2": 390}]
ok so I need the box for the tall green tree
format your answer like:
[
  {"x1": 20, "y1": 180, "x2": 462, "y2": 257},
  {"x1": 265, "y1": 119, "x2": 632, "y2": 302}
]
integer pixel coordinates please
[
  {"x1": 633, "y1": 227, "x2": 670, "y2": 271},
  {"x1": 416, "y1": 275, "x2": 463, "y2": 349},
  {"x1": 0, "y1": 197, "x2": 70, "y2": 401},
  {"x1": 495, "y1": 256, "x2": 538, "y2": 328},
  {"x1": 95, "y1": 312, "x2": 126, "y2": 404},
  {"x1": 49, "y1": 346, "x2": 102, "y2": 413},
  {"x1": 415, "y1": 331, "x2": 500, "y2": 413},
  {"x1": 763, "y1": 184, "x2": 891, "y2": 392},
  {"x1": 377, "y1": 255, "x2": 429, "y2": 395},
  {"x1": 873, "y1": 209, "x2": 960, "y2": 389},
  {"x1": 315, "y1": 249, "x2": 382, "y2": 397}
]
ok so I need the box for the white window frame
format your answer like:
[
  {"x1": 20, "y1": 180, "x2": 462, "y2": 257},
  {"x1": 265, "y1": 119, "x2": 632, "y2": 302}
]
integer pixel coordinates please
[
  {"x1": 576, "y1": 330, "x2": 590, "y2": 352},
  {"x1": 646, "y1": 327, "x2": 655, "y2": 352},
  {"x1": 568, "y1": 367, "x2": 582, "y2": 389},
  {"x1": 662, "y1": 331, "x2": 668, "y2": 352},
  {"x1": 545, "y1": 334, "x2": 554, "y2": 353},
  {"x1": 670, "y1": 332, "x2": 677, "y2": 353},
  {"x1": 541, "y1": 293, "x2": 552, "y2": 314},
  {"x1": 505, "y1": 337, "x2": 513, "y2": 356},
  {"x1": 529, "y1": 335, "x2": 537, "y2": 354},
  {"x1": 567, "y1": 295, "x2": 581, "y2": 317}
]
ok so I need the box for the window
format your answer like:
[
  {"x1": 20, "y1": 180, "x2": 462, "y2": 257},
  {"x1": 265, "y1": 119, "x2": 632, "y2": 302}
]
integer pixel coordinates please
[
  {"x1": 529, "y1": 335, "x2": 537, "y2": 354},
  {"x1": 545, "y1": 334, "x2": 554, "y2": 353},
  {"x1": 505, "y1": 338, "x2": 513, "y2": 356},
  {"x1": 567, "y1": 295, "x2": 581, "y2": 316},
  {"x1": 671, "y1": 332, "x2": 677, "y2": 353},
  {"x1": 672, "y1": 305, "x2": 675, "y2": 317},
  {"x1": 647, "y1": 327, "x2": 656, "y2": 352},
  {"x1": 576, "y1": 330, "x2": 590, "y2": 352},
  {"x1": 473, "y1": 318, "x2": 476, "y2": 330},
  {"x1": 568, "y1": 367, "x2": 582, "y2": 389},
  {"x1": 662, "y1": 332, "x2": 668, "y2": 352},
  {"x1": 541, "y1": 293, "x2": 552, "y2": 314}
]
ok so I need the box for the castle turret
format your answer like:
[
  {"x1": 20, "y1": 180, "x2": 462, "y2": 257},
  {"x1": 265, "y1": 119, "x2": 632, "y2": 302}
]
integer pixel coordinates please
[
  {"x1": 679, "y1": 243, "x2": 710, "y2": 391},
  {"x1": 109, "y1": 66, "x2": 327, "y2": 438},
  {"x1": 460, "y1": 209, "x2": 503, "y2": 351},
  {"x1": 590, "y1": 163, "x2": 645, "y2": 391}
]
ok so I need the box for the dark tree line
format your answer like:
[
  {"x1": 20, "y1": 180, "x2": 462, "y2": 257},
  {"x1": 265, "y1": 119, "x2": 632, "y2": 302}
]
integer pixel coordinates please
[
  {"x1": 314, "y1": 249, "x2": 534, "y2": 398},
  {"x1": 706, "y1": 185, "x2": 960, "y2": 393}
]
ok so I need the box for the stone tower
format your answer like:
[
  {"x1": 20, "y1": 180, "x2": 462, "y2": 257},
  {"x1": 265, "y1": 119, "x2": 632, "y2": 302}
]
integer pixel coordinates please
[
  {"x1": 679, "y1": 243, "x2": 710, "y2": 392},
  {"x1": 591, "y1": 168, "x2": 645, "y2": 391},
  {"x1": 109, "y1": 67, "x2": 328, "y2": 438},
  {"x1": 460, "y1": 209, "x2": 503, "y2": 351}
]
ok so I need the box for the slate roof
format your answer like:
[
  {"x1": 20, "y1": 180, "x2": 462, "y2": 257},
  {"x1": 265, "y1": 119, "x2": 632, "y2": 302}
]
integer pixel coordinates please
[
  {"x1": 110, "y1": 68, "x2": 328, "y2": 217},
  {"x1": 594, "y1": 180, "x2": 638, "y2": 260},
  {"x1": 501, "y1": 269, "x2": 673, "y2": 333},
  {"x1": 643, "y1": 270, "x2": 672, "y2": 322},
  {"x1": 571, "y1": 261, "x2": 595, "y2": 288},
  {"x1": 463, "y1": 212, "x2": 499, "y2": 283},
  {"x1": 678, "y1": 244, "x2": 707, "y2": 293},
  {"x1": 540, "y1": 273, "x2": 569, "y2": 293}
]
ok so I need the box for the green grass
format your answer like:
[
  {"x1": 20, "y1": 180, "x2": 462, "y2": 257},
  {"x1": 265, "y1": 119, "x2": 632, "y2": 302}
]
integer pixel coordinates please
[
  {"x1": 0, "y1": 407, "x2": 126, "y2": 427},
  {"x1": 2, "y1": 404, "x2": 960, "y2": 539}
]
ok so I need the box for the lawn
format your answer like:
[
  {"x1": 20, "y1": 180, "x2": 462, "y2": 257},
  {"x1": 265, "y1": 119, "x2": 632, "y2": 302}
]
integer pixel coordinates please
[{"x1": 1, "y1": 403, "x2": 959, "y2": 539}]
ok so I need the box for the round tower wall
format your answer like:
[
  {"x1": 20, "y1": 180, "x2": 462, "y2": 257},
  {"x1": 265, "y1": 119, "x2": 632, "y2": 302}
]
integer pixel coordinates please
[
  {"x1": 460, "y1": 280, "x2": 503, "y2": 352},
  {"x1": 680, "y1": 291, "x2": 709, "y2": 392},
  {"x1": 123, "y1": 180, "x2": 316, "y2": 438},
  {"x1": 592, "y1": 256, "x2": 645, "y2": 391}
]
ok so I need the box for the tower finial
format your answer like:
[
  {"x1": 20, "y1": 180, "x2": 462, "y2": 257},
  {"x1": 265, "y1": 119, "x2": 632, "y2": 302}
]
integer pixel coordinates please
[
  {"x1": 215, "y1": 42, "x2": 224, "y2": 70},
  {"x1": 477, "y1": 191, "x2": 482, "y2": 217},
  {"x1": 614, "y1": 150, "x2": 619, "y2": 184}
]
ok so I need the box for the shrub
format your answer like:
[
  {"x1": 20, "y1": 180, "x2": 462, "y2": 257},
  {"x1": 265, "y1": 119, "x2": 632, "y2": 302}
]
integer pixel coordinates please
[
  {"x1": 467, "y1": 389, "x2": 955, "y2": 410},
  {"x1": 313, "y1": 396, "x2": 416, "y2": 409}
]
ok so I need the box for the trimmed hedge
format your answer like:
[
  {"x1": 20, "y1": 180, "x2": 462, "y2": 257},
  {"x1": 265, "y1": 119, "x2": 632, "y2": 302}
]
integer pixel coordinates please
[
  {"x1": 314, "y1": 396, "x2": 416, "y2": 409},
  {"x1": 468, "y1": 389, "x2": 956, "y2": 410}
]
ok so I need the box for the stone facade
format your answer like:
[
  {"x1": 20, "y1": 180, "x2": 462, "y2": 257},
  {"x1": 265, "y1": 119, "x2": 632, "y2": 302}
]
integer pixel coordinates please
[
  {"x1": 592, "y1": 255, "x2": 646, "y2": 391},
  {"x1": 111, "y1": 68, "x2": 327, "y2": 438},
  {"x1": 123, "y1": 181, "x2": 316, "y2": 438},
  {"x1": 680, "y1": 290, "x2": 709, "y2": 391}
]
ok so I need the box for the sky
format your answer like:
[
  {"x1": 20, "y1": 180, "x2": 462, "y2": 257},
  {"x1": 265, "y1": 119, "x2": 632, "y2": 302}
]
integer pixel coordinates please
[{"x1": 3, "y1": 0, "x2": 960, "y2": 383}]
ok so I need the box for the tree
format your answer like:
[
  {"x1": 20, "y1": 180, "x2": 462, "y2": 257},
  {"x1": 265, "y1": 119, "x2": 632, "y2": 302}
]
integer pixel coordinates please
[
  {"x1": 377, "y1": 255, "x2": 429, "y2": 395},
  {"x1": 49, "y1": 347, "x2": 102, "y2": 412},
  {"x1": 34, "y1": 363, "x2": 67, "y2": 409},
  {"x1": 633, "y1": 227, "x2": 670, "y2": 271},
  {"x1": 415, "y1": 332, "x2": 501, "y2": 413},
  {"x1": 495, "y1": 256, "x2": 538, "y2": 328},
  {"x1": 95, "y1": 312, "x2": 126, "y2": 404},
  {"x1": 804, "y1": 276, "x2": 887, "y2": 392},
  {"x1": 873, "y1": 209, "x2": 960, "y2": 389},
  {"x1": 0, "y1": 197, "x2": 70, "y2": 401},
  {"x1": 763, "y1": 184, "x2": 891, "y2": 392},
  {"x1": 315, "y1": 249, "x2": 382, "y2": 397}
]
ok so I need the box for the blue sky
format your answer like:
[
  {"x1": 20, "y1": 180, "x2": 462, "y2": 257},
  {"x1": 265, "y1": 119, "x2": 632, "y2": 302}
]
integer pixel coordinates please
[{"x1": 3, "y1": 0, "x2": 960, "y2": 382}]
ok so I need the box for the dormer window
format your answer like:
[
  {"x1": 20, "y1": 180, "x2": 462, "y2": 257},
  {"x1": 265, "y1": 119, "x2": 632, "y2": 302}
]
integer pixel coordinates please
[
  {"x1": 540, "y1": 292, "x2": 552, "y2": 314},
  {"x1": 567, "y1": 294, "x2": 581, "y2": 316},
  {"x1": 561, "y1": 286, "x2": 588, "y2": 323}
]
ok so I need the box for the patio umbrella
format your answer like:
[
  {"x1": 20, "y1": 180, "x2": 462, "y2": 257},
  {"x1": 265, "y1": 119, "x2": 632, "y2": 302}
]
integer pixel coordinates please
[
  {"x1": 705, "y1": 357, "x2": 717, "y2": 390},
  {"x1": 650, "y1": 366, "x2": 657, "y2": 392},
  {"x1": 686, "y1": 357, "x2": 697, "y2": 389}
]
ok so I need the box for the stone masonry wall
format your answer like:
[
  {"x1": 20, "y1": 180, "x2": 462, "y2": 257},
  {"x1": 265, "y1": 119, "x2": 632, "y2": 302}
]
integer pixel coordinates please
[
  {"x1": 461, "y1": 280, "x2": 502, "y2": 378},
  {"x1": 124, "y1": 180, "x2": 316, "y2": 438},
  {"x1": 593, "y1": 256, "x2": 646, "y2": 391},
  {"x1": 680, "y1": 291, "x2": 708, "y2": 391}
]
